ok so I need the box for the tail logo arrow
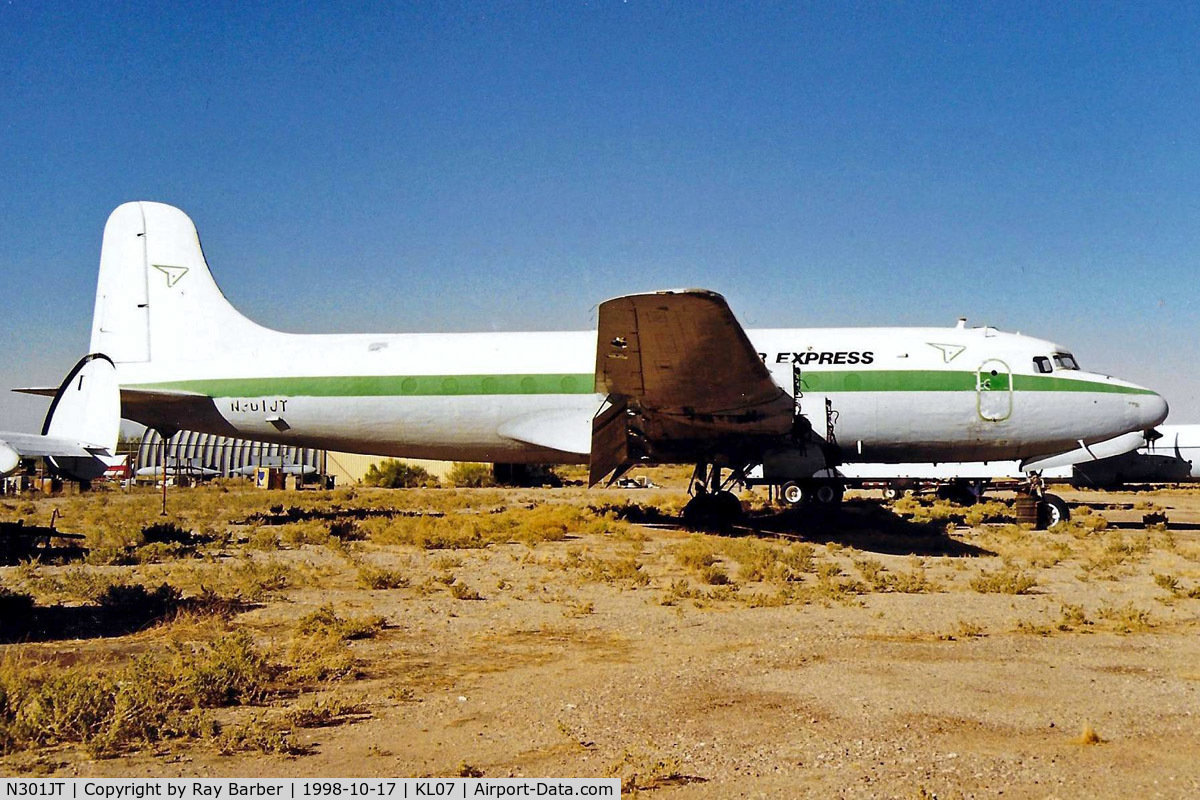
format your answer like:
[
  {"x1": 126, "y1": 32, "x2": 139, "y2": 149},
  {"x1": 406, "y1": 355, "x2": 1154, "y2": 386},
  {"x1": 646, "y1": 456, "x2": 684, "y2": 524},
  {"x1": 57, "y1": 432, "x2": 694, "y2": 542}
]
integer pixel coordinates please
[
  {"x1": 927, "y1": 342, "x2": 966, "y2": 363},
  {"x1": 152, "y1": 264, "x2": 189, "y2": 288}
]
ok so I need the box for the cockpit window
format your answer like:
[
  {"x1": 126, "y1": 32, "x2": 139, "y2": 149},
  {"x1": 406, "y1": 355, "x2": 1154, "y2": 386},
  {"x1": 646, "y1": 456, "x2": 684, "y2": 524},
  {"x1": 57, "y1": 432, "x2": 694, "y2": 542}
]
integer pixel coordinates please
[
  {"x1": 1033, "y1": 356, "x2": 1053, "y2": 374},
  {"x1": 1052, "y1": 352, "x2": 1080, "y2": 370}
]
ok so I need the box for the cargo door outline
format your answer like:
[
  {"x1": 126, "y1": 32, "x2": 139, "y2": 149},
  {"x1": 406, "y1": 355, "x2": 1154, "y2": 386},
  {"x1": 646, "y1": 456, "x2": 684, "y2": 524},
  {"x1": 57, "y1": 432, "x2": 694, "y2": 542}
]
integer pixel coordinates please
[{"x1": 976, "y1": 359, "x2": 1012, "y2": 422}]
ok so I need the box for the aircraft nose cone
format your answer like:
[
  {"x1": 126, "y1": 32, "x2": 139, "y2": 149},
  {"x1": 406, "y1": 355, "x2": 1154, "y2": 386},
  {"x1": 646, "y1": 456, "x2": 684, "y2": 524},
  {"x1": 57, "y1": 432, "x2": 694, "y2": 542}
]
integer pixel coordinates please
[{"x1": 1135, "y1": 390, "x2": 1169, "y2": 430}]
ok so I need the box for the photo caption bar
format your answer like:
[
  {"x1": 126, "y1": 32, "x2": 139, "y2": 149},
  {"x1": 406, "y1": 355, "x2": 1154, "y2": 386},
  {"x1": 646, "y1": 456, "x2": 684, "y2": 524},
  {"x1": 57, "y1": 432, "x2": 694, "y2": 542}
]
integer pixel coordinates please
[{"x1": 0, "y1": 779, "x2": 620, "y2": 800}]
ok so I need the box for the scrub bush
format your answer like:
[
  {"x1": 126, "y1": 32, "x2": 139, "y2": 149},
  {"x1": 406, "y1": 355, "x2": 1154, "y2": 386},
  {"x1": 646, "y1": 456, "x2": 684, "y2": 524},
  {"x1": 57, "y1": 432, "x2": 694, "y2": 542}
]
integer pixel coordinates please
[{"x1": 362, "y1": 460, "x2": 439, "y2": 488}]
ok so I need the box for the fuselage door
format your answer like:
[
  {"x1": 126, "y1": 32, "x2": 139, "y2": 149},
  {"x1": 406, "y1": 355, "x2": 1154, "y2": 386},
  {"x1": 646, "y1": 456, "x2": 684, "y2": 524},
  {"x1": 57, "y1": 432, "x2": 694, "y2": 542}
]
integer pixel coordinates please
[{"x1": 977, "y1": 359, "x2": 1012, "y2": 422}]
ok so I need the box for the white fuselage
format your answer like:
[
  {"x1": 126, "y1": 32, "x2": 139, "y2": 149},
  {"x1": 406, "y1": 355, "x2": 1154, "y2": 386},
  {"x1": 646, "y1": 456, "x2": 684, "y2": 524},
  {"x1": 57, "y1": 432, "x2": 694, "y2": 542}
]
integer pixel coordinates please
[{"x1": 117, "y1": 324, "x2": 1165, "y2": 466}]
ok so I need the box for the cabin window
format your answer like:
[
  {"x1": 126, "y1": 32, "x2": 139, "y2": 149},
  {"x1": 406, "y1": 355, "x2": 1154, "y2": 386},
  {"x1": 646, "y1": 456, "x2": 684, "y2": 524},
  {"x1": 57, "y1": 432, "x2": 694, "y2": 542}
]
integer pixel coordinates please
[
  {"x1": 1052, "y1": 352, "x2": 1080, "y2": 370},
  {"x1": 1033, "y1": 356, "x2": 1053, "y2": 374}
]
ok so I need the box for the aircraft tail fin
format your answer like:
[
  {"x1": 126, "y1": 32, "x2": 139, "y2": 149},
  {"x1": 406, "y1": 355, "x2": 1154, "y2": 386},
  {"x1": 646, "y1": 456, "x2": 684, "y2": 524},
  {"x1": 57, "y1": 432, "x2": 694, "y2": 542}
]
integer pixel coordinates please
[
  {"x1": 90, "y1": 201, "x2": 267, "y2": 366},
  {"x1": 41, "y1": 354, "x2": 121, "y2": 480}
]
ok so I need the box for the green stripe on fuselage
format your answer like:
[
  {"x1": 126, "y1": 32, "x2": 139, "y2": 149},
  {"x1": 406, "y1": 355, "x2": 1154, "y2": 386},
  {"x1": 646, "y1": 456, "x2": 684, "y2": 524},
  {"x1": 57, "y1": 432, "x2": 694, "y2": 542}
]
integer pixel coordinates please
[
  {"x1": 130, "y1": 370, "x2": 1155, "y2": 398},
  {"x1": 797, "y1": 370, "x2": 1154, "y2": 395},
  {"x1": 132, "y1": 374, "x2": 596, "y2": 397}
]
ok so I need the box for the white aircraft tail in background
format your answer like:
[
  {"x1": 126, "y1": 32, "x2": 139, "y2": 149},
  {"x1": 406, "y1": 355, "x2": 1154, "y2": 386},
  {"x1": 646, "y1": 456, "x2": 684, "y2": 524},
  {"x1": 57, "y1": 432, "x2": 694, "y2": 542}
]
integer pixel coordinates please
[{"x1": 2, "y1": 354, "x2": 121, "y2": 480}]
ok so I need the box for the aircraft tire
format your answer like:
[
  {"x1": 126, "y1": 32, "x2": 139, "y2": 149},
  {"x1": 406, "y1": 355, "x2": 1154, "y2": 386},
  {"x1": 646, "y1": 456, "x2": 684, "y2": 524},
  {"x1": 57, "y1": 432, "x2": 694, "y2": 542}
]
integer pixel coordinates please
[
  {"x1": 780, "y1": 482, "x2": 805, "y2": 506},
  {"x1": 681, "y1": 493, "x2": 713, "y2": 529},
  {"x1": 1036, "y1": 493, "x2": 1070, "y2": 529},
  {"x1": 682, "y1": 491, "x2": 741, "y2": 531},
  {"x1": 808, "y1": 480, "x2": 844, "y2": 506},
  {"x1": 714, "y1": 490, "x2": 744, "y2": 522}
]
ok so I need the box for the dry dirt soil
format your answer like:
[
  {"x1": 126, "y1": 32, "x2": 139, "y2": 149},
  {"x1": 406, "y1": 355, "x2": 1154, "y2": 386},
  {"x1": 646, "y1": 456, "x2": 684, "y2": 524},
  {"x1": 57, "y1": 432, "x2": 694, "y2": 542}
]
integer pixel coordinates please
[{"x1": 1, "y1": 474, "x2": 1199, "y2": 798}]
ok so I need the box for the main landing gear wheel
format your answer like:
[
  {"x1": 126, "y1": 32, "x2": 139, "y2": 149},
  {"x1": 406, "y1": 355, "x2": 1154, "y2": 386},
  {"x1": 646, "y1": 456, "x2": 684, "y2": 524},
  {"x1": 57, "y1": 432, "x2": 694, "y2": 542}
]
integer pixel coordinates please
[
  {"x1": 808, "y1": 480, "x2": 844, "y2": 507},
  {"x1": 682, "y1": 490, "x2": 744, "y2": 531},
  {"x1": 781, "y1": 482, "x2": 805, "y2": 506},
  {"x1": 1036, "y1": 493, "x2": 1070, "y2": 529},
  {"x1": 778, "y1": 480, "x2": 845, "y2": 509}
]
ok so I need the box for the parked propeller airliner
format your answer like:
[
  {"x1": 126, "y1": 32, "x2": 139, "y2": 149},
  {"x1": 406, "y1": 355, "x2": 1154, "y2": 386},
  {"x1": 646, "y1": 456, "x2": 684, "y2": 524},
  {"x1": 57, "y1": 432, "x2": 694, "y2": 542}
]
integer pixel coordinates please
[{"x1": 14, "y1": 202, "x2": 1168, "y2": 525}]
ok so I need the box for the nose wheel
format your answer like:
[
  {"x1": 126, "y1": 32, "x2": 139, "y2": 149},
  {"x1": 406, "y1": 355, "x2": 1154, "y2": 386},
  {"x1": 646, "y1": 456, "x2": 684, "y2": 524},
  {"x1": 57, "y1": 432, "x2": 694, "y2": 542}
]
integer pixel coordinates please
[
  {"x1": 1036, "y1": 493, "x2": 1070, "y2": 529},
  {"x1": 1023, "y1": 474, "x2": 1070, "y2": 529}
]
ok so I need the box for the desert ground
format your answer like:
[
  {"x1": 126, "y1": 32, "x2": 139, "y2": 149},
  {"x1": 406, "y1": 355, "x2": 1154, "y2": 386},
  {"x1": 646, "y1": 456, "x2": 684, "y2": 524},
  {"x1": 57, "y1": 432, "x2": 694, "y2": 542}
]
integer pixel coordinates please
[{"x1": 1, "y1": 470, "x2": 1199, "y2": 798}]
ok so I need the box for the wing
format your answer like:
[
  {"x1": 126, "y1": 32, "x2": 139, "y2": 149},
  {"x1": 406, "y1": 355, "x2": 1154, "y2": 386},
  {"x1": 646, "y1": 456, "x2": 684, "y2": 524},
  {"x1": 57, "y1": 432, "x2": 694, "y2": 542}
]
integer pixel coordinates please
[{"x1": 590, "y1": 290, "x2": 794, "y2": 485}]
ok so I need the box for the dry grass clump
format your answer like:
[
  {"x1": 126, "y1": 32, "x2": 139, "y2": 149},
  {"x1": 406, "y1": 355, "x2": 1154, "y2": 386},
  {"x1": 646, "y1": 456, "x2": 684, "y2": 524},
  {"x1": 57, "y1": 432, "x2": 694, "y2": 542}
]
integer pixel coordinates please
[
  {"x1": 698, "y1": 565, "x2": 732, "y2": 585},
  {"x1": 1072, "y1": 723, "x2": 1104, "y2": 745},
  {"x1": 608, "y1": 748, "x2": 689, "y2": 792},
  {"x1": 726, "y1": 540, "x2": 816, "y2": 584},
  {"x1": 171, "y1": 556, "x2": 294, "y2": 601},
  {"x1": 888, "y1": 567, "x2": 938, "y2": 594},
  {"x1": 364, "y1": 504, "x2": 619, "y2": 549},
  {"x1": 1056, "y1": 513, "x2": 1111, "y2": 538},
  {"x1": 0, "y1": 630, "x2": 277, "y2": 757},
  {"x1": 972, "y1": 524, "x2": 1072, "y2": 569},
  {"x1": 969, "y1": 566, "x2": 1038, "y2": 595},
  {"x1": 952, "y1": 620, "x2": 986, "y2": 639},
  {"x1": 584, "y1": 554, "x2": 651, "y2": 587},
  {"x1": 962, "y1": 501, "x2": 1015, "y2": 527},
  {"x1": 13, "y1": 566, "x2": 120, "y2": 604},
  {"x1": 658, "y1": 578, "x2": 741, "y2": 607},
  {"x1": 541, "y1": 548, "x2": 652, "y2": 588},
  {"x1": 357, "y1": 564, "x2": 409, "y2": 589},
  {"x1": 284, "y1": 605, "x2": 384, "y2": 684},
  {"x1": 450, "y1": 582, "x2": 484, "y2": 600},
  {"x1": 278, "y1": 520, "x2": 334, "y2": 548},
  {"x1": 562, "y1": 599, "x2": 595, "y2": 617},
  {"x1": 1057, "y1": 603, "x2": 1092, "y2": 632},
  {"x1": 1153, "y1": 572, "x2": 1179, "y2": 592},
  {"x1": 214, "y1": 713, "x2": 305, "y2": 755},
  {"x1": 1077, "y1": 530, "x2": 1153, "y2": 578},
  {"x1": 892, "y1": 496, "x2": 967, "y2": 525},
  {"x1": 446, "y1": 463, "x2": 496, "y2": 488},
  {"x1": 296, "y1": 604, "x2": 386, "y2": 640},
  {"x1": 1015, "y1": 618, "x2": 1054, "y2": 636},
  {"x1": 850, "y1": 557, "x2": 936, "y2": 593},
  {"x1": 674, "y1": 536, "x2": 721, "y2": 571},
  {"x1": 1096, "y1": 602, "x2": 1155, "y2": 633},
  {"x1": 281, "y1": 634, "x2": 361, "y2": 684},
  {"x1": 671, "y1": 537, "x2": 817, "y2": 587},
  {"x1": 285, "y1": 694, "x2": 369, "y2": 728}
]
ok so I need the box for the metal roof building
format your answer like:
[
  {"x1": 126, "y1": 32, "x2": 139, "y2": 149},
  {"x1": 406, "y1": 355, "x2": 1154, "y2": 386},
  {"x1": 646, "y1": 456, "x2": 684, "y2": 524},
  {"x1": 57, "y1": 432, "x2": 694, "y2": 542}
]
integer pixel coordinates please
[{"x1": 137, "y1": 430, "x2": 324, "y2": 477}]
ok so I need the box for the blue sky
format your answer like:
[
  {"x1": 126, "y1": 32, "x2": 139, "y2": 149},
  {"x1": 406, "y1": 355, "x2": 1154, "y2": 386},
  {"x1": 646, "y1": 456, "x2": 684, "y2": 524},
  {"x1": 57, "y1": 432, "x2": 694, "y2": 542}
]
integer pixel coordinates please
[{"x1": 2, "y1": 1, "x2": 1198, "y2": 431}]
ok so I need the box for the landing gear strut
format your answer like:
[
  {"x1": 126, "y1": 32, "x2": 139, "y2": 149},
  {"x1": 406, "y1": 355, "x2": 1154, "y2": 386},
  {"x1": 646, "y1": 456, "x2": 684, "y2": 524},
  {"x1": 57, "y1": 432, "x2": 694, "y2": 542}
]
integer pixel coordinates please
[
  {"x1": 681, "y1": 464, "x2": 744, "y2": 530},
  {"x1": 1024, "y1": 474, "x2": 1070, "y2": 529}
]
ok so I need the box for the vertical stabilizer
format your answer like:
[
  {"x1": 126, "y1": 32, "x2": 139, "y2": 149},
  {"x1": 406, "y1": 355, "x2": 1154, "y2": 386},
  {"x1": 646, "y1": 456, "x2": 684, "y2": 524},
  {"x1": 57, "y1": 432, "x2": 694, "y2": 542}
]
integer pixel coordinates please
[
  {"x1": 90, "y1": 202, "x2": 266, "y2": 366},
  {"x1": 42, "y1": 354, "x2": 121, "y2": 480}
]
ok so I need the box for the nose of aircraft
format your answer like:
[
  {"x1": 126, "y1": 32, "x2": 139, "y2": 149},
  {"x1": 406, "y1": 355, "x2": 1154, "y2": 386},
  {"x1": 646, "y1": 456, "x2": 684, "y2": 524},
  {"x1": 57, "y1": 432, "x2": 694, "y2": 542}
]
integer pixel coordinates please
[{"x1": 1133, "y1": 389, "x2": 1169, "y2": 431}]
